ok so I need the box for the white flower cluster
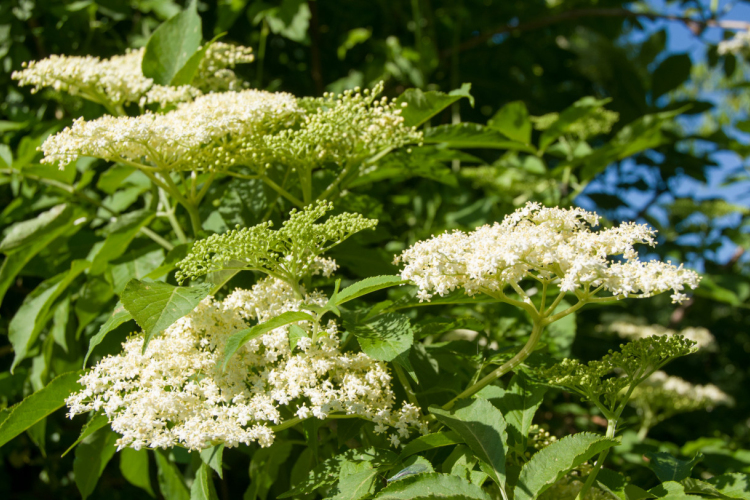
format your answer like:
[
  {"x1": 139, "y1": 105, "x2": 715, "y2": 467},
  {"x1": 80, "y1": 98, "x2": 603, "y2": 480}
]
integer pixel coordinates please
[
  {"x1": 396, "y1": 202, "x2": 700, "y2": 303},
  {"x1": 605, "y1": 320, "x2": 717, "y2": 351},
  {"x1": 631, "y1": 370, "x2": 733, "y2": 418},
  {"x1": 718, "y1": 30, "x2": 750, "y2": 56},
  {"x1": 41, "y1": 89, "x2": 301, "y2": 170},
  {"x1": 67, "y1": 276, "x2": 423, "y2": 451},
  {"x1": 12, "y1": 43, "x2": 254, "y2": 109}
]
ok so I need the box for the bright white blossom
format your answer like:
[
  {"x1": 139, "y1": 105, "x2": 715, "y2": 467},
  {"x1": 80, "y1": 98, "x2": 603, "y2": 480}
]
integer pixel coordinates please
[
  {"x1": 396, "y1": 202, "x2": 700, "y2": 304},
  {"x1": 67, "y1": 276, "x2": 423, "y2": 451},
  {"x1": 718, "y1": 30, "x2": 750, "y2": 56},
  {"x1": 12, "y1": 43, "x2": 255, "y2": 110},
  {"x1": 41, "y1": 90, "x2": 301, "y2": 170},
  {"x1": 604, "y1": 320, "x2": 717, "y2": 351}
]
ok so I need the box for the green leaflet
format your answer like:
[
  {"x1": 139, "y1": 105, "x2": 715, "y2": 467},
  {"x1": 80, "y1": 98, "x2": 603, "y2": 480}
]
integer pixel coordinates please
[
  {"x1": 374, "y1": 473, "x2": 491, "y2": 500},
  {"x1": 120, "y1": 279, "x2": 212, "y2": 353},
  {"x1": 395, "y1": 84, "x2": 474, "y2": 128},
  {"x1": 62, "y1": 413, "x2": 109, "y2": 457},
  {"x1": 245, "y1": 442, "x2": 292, "y2": 500},
  {"x1": 538, "y1": 96, "x2": 611, "y2": 151},
  {"x1": 0, "y1": 370, "x2": 83, "y2": 448},
  {"x1": 652, "y1": 54, "x2": 692, "y2": 99},
  {"x1": 87, "y1": 209, "x2": 155, "y2": 275},
  {"x1": 191, "y1": 463, "x2": 219, "y2": 500},
  {"x1": 596, "y1": 468, "x2": 656, "y2": 500},
  {"x1": 121, "y1": 448, "x2": 156, "y2": 497},
  {"x1": 9, "y1": 260, "x2": 89, "y2": 372},
  {"x1": 399, "y1": 431, "x2": 463, "y2": 459},
  {"x1": 83, "y1": 302, "x2": 133, "y2": 367},
  {"x1": 423, "y1": 123, "x2": 536, "y2": 153},
  {"x1": 706, "y1": 473, "x2": 750, "y2": 499},
  {"x1": 329, "y1": 468, "x2": 381, "y2": 500},
  {"x1": 478, "y1": 372, "x2": 547, "y2": 454},
  {"x1": 200, "y1": 444, "x2": 224, "y2": 480},
  {"x1": 347, "y1": 312, "x2": 414, "y2": 362},
  {"x1": 430, "y1": 398, "x2": 508, "y2": 490},
  {"x1": 288, "y1": 324, "x2": 309, "y2": 351},
  {"x1": 222, "y1": 311, "x2": 313, "y2": 370},
  {"x1": 0, "y1": 203, "x2": 73, "y2": 254},
  {"x1": 141, "y1": 0, "x2": 202, "y2": 86},
  {"x1": 155, "y1": 450, "x2": 190, "y2": 500},
  {"x1": 513, "y1": 432, "x2": 619, "y2": 500},
  {"x1": 73, "y1": 426, "x2": 118, "y2": 500},
  {"x1": 645, "y1": 451, "x2": 703, "y2": 483},
  {"x1": 487, "y1": 101, "x2": 531, "y2": 144},
  {"x1": 332, "y1": 275, "x2": 404, "y2": 306}
]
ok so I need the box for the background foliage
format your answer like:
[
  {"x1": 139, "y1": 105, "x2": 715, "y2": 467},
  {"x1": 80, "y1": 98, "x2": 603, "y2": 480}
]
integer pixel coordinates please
[{"x1": 1, "y1": 0, "x2": 750, "y2": 499}]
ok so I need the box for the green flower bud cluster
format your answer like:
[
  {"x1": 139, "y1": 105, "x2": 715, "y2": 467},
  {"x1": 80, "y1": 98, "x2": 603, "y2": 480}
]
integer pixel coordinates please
[
  {"x1": 544, "y1": 335, "x2": 697, "y2": 413},
  {"x1": 175, "y1": 201, "x2": 377, "y2": 285}
]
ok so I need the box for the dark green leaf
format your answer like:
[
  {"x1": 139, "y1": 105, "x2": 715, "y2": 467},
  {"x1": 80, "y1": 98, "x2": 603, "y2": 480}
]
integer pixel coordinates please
[
  {"x1": 142, "y1": 1, "x2": 203, "y2": 85},
  {"x1": 513, "y1": 432, "x2": 618, "y2": 500},
  {"x1": 84, "y1": 302, "x2": 133, "y2": 367},
  {"x1": 0, "y1": 204, "x2": 73, "y2": 254},
  {"x1": 430, "y1": 398, "x2": 508, "y2": 489},
  {"x1": 74, "y1": 427, "x2": 118, "y2": 500},
  {"x1": 200, "y1": 444, "x2": 224, "y2": 480},
  {"x1": 487, "y1": 101, "x2": 531, "y2": 143},
  {"x1": 155, "y1": 450, "x2": 190, "y2": 500},
  {"x1": 374, "y1": 473, "x2": 491, "y2": 500},
  {"x1": 245, "y1": 442, "x2": 292, "y2": 500},
  {"x1": 707, "y1": 473, "x2": 750, "y2": 499},
  {"x1": 62, "y1": 413, "x2": 109, "y2": 457},
  {"x1": 88, "y1": 209, "x2": 155, "y2": 275},
  {"x1": 120, "y1": 279, "x2": 212, "y2": 353},
  {"x1": 652, "y1": 54, "x2": 692, "y2": 99},
  {"x1": 539, "y1": 97, "x2": 611, "y2": 151},
  {"x1": 399, "y1": 431, "x2": 463, "y2": 459},
  {"x1": 10, "y1": 260, "x2": 89, "y2": 372},
  {"x1": 348, "y1": 312, "x2": 414, "y2": 362},
  {"x1": 645, "y1": 452, "x2": 703, "y2": 483},
  {"x1": 596, "y1": 468, "x2": 656, "y2": 500},
  {"x1": 120, "y1": 448, "x2": 156, "y2": 497}
]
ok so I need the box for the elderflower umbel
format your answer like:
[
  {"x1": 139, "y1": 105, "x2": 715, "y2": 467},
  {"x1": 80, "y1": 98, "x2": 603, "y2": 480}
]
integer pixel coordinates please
[
  {"x1": 12, "y1": 43, "x2": 255, "y2": 110},
  {"x1": 718, "y1": 30, "x2": 750, "y2": 55},
  {"x1": 67, "y1": 276, "x2": 423, "y2": 451},
  {"x1": 396, "y1": 202, "x2": 700, "y2": 303},
  {"x1": 604, "y1": 320, "x2": 717, "y2": 351},
  {"x1": 630, "y1": 370, "x2": 733, "y2": 418},
  {"x1": 41, "y1": 89, "x2": 301, "y2": 170}
]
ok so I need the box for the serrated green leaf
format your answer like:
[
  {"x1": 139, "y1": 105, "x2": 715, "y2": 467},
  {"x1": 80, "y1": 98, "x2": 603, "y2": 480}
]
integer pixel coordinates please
[
  {"x1": 596, "y1": 468, "x2": 656, "y2": 500},
  {"x1": 0, "y1": 204, "x2": 73, "y2": 254},
  {"x1": 121, "y1": 448, "x2": 156, "y2": 497},
  {"x1": 120, "y1": 279, "x2": 212, "y2": 353},
  {"x1": 142, "y1": 0, "x2": 203, "y2": 86},
  {"x1": 513, "y1": 432, "x2": 619, "y2": 500},
  {"x1": 111, "y1": 248, "x2": 166, "y2": 294},
  {"x1": 430, "y1": 398, "x2": 508, "y2": 490},
  {"x1": 88, "y1": 209, "x2": 155, "y2": 275},
  {"x1": 681, "y1": 477, "x2": 733, "y2": 499},
  {"x1": 288, "y1": 324, "x2": 309, "y2": 351},
  {"x1": 74, "y1": 275, "x2": 114, "y2": 337},
  {"x1": 51, "y1": 296, "x2": 70, "y2": 353},
  {"x1": 191, "y1": 463, "x2": 219, "y2": 500},
  {"x1": 395, "y1": 84, "x2": 474, "y2": 128},
  {"x1": 10, "y1": 260, "x2": 89, "y2": 372},
  {"x1": 200, "y1": 444, "x2": 224, "y2": 480},
  {"x1": 84, "y1": 302, "x2": 133, "y2": 367},
  {"x1": 707, "y1": 473, "x2": 750, "y2": 499},
  {"x1": 399, "y1": 431, "x2": 463, "y2": 459},
  {"x1": 374, "y1": 473, "x2": 491, "y2": 500},
  {"x1": 487, "y1": 101, "x2": 531, "y2": 143},
  {"x1": 155, "y1": 450, "x2": 190, "y2": 500},
  {"x1": 423, "y1": 123, "x2": 536, "y2": 152},
  {"x1": 74, "y1": 426, "x2": 118, "y2": 500},
  {"x1": 0, "y1": 370, "x2": 83, "y2": 448},
  {"x1": 330, "y1": 468, "x2": 381, "y2": 500},
  {"x1": 348, "y1": 312, "x2": 414, "y2": 362},
  {"x1": 223, "y1": 311, "x2": 313, "y2": 369},
  {"x1": 539, "y1": 96, "x2": 611, "y2": 151},
  {"x1": 333, "y1": 275, "x2": 404, "y2": 306},
  {"x1": 0, "y1": 205, "x2": 79, "y2": 304},
  {"x1": 62, "y1": 413, "x2": 109, "y2": 457},
  {"x1": 645, "y1": 452, "x2": 703, "y2": 483}
]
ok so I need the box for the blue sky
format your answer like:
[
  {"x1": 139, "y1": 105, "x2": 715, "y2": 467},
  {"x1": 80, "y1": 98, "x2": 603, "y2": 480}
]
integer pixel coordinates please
[{"x1": 579, "y1": 0, "x2": 750, "y2": 267}]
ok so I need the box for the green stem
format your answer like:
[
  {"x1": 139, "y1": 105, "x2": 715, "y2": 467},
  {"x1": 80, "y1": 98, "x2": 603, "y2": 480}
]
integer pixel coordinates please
[
  {"x1": 575, "y1": 419, "x2": 616, "y2": 500},
  {"x1": 158, "y1": 189, "x2": 188, "y2": 244},
  {"x1": 442, "y1": 320, "x2": 545, "y2": 410},
  {"x1": 261, "y1": 173, "x2": 305, "y2": 207},
  {"x1": 394, "y1": 363, "x2": 420, "y2": 409}
]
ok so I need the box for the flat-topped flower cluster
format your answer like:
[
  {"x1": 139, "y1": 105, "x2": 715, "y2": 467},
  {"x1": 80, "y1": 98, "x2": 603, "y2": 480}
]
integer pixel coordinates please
[
  {"x1": 396, "y1": 202, "x2": 700, "y2": 303},
  {"x1": 67, "y1": 276, "x2": 423, "y2": 451},
  {"x1": 604, "y1": 320, "x2": 717, "y2": 351},
  {"x1": 12, "y1": 43, "x2": 255, "y2": 109}
]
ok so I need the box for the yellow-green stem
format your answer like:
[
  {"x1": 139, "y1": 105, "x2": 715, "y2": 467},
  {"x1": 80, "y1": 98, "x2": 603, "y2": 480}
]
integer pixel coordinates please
[
  {"x1": 394, "y1": 363, "x2": 420, "y2": 409},
  {"x1": 575, "y1": 419, "x2": 616, "y2": 500}
]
